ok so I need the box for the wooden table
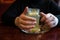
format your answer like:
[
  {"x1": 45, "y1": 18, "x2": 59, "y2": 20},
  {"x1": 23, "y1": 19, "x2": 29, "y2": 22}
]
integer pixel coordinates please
[{"x1": 0, "y1": 23, "x2": 60, "y2": 40}]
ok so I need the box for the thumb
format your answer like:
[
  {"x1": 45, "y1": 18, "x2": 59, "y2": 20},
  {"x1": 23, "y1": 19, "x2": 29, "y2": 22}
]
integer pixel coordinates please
[
  {"x1": 23, "y1": 7, "x2": 28, "y2": 14},
  {"x1": 40, "y1": 12, "x2": 46, "y2": 17}
]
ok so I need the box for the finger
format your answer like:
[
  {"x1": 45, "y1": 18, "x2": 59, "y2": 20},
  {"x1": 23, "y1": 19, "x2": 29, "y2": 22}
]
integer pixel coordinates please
[
  {"x1": 19, "y1": 24, "x2": 35, "y2": 29},
  {"x1": 23, "y1": 7, "x2": 28, "y2": 14},
  {"x1": 44, "y1": 20, "x2": 51, "y2": 24},
  {"x1": 40, "y1": 16, "x2": 46, "y2": 22},
  {"x1": 47, "y1": 16, "x2": 55, "y2": 22},
  {"x1": 44, "y1": 18, "x2": 56, "y2": 27},
  {"x1": 18, "y1": 25, "x2": 31, "y2": 30},
  {"x1": 40, "y1": 13, "x2": 53, "y2": 23},
  {"x1": 45, "y1": 18, "x2": 54, "y2": 25},
  {"x1": 40, "y1": 12, "x2": 47, "y2": 22},
  {"x1": 45, "y1": 13, "x2": 56, "y2": 23},
  {"x1": 45, "y1": 20, "x2": 56, "y2": 28},
  {"x1": 40, "y1": 12, "x2": 46, "y2": 17},
  {"x1": 20, "y1": 14, "x2": 36, "y2": 21},
  {"x1": 19, "y1": 18, "x2": 36, "y2": 25}
]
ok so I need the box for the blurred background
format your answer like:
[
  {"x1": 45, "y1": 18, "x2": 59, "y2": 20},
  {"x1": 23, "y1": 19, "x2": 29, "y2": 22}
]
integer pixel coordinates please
[{"x1": 0, "y1": 0, "x2": 15, "y2": 23}]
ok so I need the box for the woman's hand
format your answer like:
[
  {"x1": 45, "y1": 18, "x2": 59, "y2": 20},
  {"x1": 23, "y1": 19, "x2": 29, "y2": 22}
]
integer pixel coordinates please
[
  {"x1": 40, "y1": 12, "x2": 58, "y2": 28},
  {"x1": 15, "y1": 7, "x2": 36, "y2": 30}
]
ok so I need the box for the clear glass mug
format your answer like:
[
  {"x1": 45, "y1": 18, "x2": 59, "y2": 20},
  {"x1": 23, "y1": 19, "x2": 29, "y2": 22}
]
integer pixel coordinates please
[{"x1": 22, "y1": 8, "x2": 51, "y2": 34}]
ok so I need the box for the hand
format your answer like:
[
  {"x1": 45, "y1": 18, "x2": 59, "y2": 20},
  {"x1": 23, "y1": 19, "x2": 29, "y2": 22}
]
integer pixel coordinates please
[
  {"x1": 15, "y1": 7, "x2": 36, "y2": 30},
  {"x1": 40, "y1": 12, "x2": 58, "y2": 28}
]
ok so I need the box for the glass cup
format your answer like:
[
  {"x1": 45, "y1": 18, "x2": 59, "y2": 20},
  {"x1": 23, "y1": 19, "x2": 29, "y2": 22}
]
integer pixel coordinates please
[{"x1": 22, "y1": 8, "x2": 51, "y2": 34}]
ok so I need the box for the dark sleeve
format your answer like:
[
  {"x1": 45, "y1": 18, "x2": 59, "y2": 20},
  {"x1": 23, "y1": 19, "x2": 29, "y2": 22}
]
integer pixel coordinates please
[
  {"x1": 49, "y1": 0, "x2": 60, "y2": 26},
  {"x1": 2, "y1": 0, "x2": 22, "y2": 26}
]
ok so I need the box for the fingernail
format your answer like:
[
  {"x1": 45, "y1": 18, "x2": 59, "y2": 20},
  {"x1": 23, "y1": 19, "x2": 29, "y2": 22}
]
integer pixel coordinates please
[{"x1": 32, "y1": 22, "x2": 36, "y2": 24}]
